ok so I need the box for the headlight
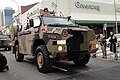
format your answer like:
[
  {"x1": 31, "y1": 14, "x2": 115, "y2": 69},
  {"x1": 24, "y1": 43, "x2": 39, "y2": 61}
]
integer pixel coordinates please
[
  {"x1": 58, "y1": 46, "x2": 63, "y2": 51},
  {"x1": 8, "y1": 43, "x2": 12, "y2": 46},
  {"x1": 96, "y1": 44, "x2": 99, "y2": 48},
  {"x1": 57, "y1": 40, "x2": 66, "y2": 44}
]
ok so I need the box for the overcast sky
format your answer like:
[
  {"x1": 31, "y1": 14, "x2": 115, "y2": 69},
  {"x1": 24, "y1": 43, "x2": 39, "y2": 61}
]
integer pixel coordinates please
[
  {"x1": 0, "y1": 0, "x2": 119, "y2": 10},
  {"x1": 0, "y1": 0, "x2": 41, "y2": 10}
]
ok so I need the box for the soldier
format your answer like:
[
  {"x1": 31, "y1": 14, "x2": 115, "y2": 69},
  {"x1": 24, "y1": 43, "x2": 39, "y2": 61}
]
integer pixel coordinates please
[
  {"x1": 43, "y1": 8, "x2": 51, "y2": 16},
  {"x1": 109, "y1": 31, "x2": 118, "y2": 60}
]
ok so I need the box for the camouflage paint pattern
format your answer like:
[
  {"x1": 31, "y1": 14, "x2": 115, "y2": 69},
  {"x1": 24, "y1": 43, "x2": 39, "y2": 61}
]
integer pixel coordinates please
[{"x1": 12, "y1": 15, "x2": 98, "y2": 59}]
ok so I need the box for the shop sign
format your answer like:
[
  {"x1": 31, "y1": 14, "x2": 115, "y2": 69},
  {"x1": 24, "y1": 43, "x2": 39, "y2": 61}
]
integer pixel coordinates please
[
  {"x1": 27, "y1": 8, "x2": 40, "y2": 17},
  {"x1": 75, "y1": 1, "x2": 100, "y2": 12}
]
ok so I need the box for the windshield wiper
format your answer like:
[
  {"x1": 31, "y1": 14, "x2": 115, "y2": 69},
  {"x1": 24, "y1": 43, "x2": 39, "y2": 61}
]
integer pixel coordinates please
[
  {"x1": 47, "y1": 23, "x2": 68, "y2": 27},
  {"x1": 47, "y1": 23, "x2": 76, "y2": 27}
]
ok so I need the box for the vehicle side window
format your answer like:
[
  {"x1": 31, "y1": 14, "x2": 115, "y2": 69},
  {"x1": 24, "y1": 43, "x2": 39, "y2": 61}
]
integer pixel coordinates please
[
  {"x1": 18, "y1": 25, "x2": 23, "y2": 32},
  {"x1": 33, "y1": 17, "x2": 41, "y2": 27}
]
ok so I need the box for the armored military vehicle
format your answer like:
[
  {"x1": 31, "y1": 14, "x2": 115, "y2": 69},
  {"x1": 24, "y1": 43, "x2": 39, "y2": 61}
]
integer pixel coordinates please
[
  {"x1": 0, "y1": 31, "x2": 12, "y2": 51},
  {"x1": 11, "y1": 12, "x2": 98, "y2": 73}
]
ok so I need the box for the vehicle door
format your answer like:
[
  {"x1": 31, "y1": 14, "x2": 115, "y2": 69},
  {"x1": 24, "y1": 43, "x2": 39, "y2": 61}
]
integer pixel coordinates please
[
  {"x1": 18, "y1": 25, "x2": 27, "y2": 54},
  {"x1": 24, "y1": 17, "x2": 40, "y2": 55}
]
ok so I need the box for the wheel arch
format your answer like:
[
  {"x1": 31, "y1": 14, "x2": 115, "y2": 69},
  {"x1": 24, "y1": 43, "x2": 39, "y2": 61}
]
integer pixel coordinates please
[
  {"x1": 14, "y1": 40, "x2": 19, "y2": 45},
  {"x1": 32, "y1": 39, "x2": 46, "y2": 56}
]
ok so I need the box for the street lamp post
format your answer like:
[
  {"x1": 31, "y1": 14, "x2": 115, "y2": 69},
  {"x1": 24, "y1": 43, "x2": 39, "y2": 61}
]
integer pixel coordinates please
[
  {"x1": 11, "y1": 0, "x2": 19, "y2": 11},
  {"x1": 11, "y1": 0, "x2": 20, "y2": 24},
  {"x1": 114, "y1": 0, "x2": 118, "y2": 33}
]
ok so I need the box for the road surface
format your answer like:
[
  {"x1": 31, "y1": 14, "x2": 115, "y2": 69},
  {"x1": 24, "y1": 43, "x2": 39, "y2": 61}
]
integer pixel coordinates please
[{"x1": 0, "y1": 50, "x2": 120, "y2": 80}]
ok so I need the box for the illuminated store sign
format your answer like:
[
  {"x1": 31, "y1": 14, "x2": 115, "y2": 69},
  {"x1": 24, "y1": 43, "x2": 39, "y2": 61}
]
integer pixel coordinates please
[
  {"x1": 27, "y1": 8, "x2": 40, "y2": 17},
  {"x1": 75, "y1": 1, "x2": 100, "y2": 12}
]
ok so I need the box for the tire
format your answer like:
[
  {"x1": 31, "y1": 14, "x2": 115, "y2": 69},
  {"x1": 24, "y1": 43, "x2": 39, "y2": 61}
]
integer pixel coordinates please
[
  {"x1": 4, "y1": 47, "x2": 11, "y2": 51},
  {"x1": 15, "y1": 45, "x2": 24, "y2": 62},
  {"x1": 8, "y1": 47, "x2": 11, "y2": 51},
  {"x1": 35, "y1": 45, "x2": 52, "y2": 73},
  {"x1": 12, "y1": 46, "x2": 16, "y2": 54},
  {"x1": 73, "y1": 54, "x2": 90, "y2": 66},
  {"x1": 5, "y1": 48, "x2": 7, "y2": 51}
]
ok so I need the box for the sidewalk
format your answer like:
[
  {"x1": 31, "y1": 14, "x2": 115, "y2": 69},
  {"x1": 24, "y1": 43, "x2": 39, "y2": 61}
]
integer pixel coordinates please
[{"x1": 94, "y1": 46, "x2": 120, "y2": 60}]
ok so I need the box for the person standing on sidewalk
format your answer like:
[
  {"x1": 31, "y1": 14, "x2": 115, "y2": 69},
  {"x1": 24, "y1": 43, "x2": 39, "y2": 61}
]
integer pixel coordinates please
[
  {"x1": 109, "y1": 31, "x2": 118, "y2": 60},
  {"x1": 98, "y1": 34, "x2": 107, "y2": 59}
]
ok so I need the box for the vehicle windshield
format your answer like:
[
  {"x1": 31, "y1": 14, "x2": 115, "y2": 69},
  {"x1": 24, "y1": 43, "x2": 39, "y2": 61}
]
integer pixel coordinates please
[
  {"x1": 115, "y1": 34, "x2": 120, "y2": 38},
  {"x1": 43, "y1": 16, "x2": 76, "y2": 26},
  {"x1": 0, "y1": 35, "x2": 9, "y2": 39}
]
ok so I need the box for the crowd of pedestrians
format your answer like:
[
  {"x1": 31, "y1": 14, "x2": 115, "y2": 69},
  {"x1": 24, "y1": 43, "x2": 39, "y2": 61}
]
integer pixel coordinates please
[{"x1": 93, "y1": 31, "x2": 118, "y2": 60}]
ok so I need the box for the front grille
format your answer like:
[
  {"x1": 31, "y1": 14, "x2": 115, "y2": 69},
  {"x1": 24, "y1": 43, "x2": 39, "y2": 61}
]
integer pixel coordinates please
[
  {"x1": 66, "y1": 30, "x2": 84, "y2": 60},
  {"x1": 0, "y1": 40, "x2": 4, "y2": 46},
  {"x1": 67, "y1": 30, "x2": 84, "y2": 60},
  {"x1": 67, "y1": 30, "x2": 84, "y2": 52}
]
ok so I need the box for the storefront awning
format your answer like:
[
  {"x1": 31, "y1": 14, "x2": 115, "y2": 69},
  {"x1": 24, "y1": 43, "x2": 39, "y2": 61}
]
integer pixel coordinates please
[{"x1": 75, "y1": 20, "x2": 120, "y2": 24}]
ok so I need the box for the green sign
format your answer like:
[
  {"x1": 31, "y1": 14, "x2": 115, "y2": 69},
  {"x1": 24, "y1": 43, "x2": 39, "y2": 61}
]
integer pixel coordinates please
[{"x1": 75, "y1": 1, "x2": 100, "y2": 12}]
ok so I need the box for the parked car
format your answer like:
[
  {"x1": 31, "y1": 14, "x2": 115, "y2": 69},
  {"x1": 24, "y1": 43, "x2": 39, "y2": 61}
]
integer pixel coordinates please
[
  {"x1": 0, "y1": 35, "x2": 12, "y2": 50},
  {"x1": 106, "y1": 34, "x2": 120, "y2": 47}
]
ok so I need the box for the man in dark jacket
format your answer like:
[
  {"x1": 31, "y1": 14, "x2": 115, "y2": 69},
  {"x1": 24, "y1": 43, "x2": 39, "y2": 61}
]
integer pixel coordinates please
[{"x1": 109, "y1": 31, "x2": 118, "y2": 60}]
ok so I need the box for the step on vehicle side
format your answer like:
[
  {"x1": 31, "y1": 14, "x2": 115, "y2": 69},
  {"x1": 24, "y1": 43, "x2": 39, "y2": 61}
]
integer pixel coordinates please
[{"x1": 11, "y1": 10, "x2": 98, "y2": 73}]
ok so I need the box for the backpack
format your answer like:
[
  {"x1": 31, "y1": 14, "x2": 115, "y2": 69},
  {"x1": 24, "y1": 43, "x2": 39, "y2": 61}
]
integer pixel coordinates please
[{"x1": 0, "y1": 53, "x2": 9, "y2": 71}]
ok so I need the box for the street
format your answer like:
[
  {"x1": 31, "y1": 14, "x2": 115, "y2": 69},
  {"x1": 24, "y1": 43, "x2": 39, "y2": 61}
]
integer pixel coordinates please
[
  {"x1": 0, "y1": 50, "x2": 120, "y2": 80},
  {"x1": 0, "y1": 0, "x2": 120, "y2": 80}
]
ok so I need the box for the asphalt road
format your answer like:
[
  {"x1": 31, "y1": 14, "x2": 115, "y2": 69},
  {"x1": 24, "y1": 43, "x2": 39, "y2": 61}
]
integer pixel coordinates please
[{"x1": 0, "y1": 50, "x2": 120, "y2": 80}]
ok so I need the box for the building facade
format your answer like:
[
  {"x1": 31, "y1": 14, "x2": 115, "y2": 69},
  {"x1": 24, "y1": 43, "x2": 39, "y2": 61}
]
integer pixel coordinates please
[
  {"x1": 3, "y1": 7, "x2": 15, "y2": 26},
  {"x1": 19, "y1": 0, "x2": 120, "y2": 37},
  {"x1": 0, "y1": 10, "x2": 3, "y2": 28}
]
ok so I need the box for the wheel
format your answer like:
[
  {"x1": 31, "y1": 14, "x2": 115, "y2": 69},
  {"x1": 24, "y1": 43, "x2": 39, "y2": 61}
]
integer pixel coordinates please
[
  {"x1": 35, "y1": 45, "x2": 52, "y2": 73},
  {"x1": 15, "y1": 45, "x2": 24, "y2": 62},
  {"x1": 73, "y1": 54, "x2": 90, "y2": 66},
  {"x1": 5, "y1": 48, "x2": 7, "y2": 51},
  {"x1": 8, "y1": 47, "x2": 11, "y2": 51},
  {"x1": 12, "y1": 46, "x2": 16, "y2": 54}
]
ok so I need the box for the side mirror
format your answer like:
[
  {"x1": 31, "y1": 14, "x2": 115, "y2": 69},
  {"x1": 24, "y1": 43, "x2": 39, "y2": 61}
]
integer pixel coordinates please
[
  {"x1": 33, "y1": 18, "x2": 40, "y2": 27},
  {"x1": 29, "y1": 19, "x2": 34, "y2": 27},
  {"x1": 18, "y1": 25, "x2": 22, "y2": 32}
]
